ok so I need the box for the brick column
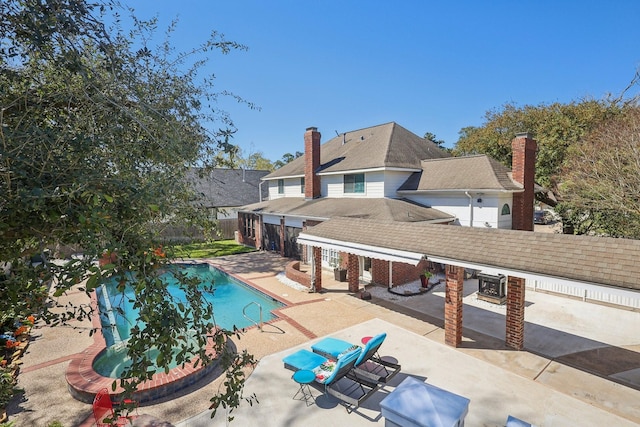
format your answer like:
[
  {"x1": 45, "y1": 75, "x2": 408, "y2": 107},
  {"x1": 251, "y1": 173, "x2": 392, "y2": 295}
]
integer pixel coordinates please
[
  {"x1": 279, "y1": 217, "x2": 286, "y2": 256},
  {"x1": 506, "y1": 276, "x2": 526, "y2": 350},
  {"x1": 313, "y1": 246, "x2": 322, "y2": 292},
  {"x1": 304, "y1": 127, "x2": 321, "y2": 199},
  {"x1": 256, "y1": 215, "x2": 263, "y2": 250},
  {"x1": 444, "y1": 265, "x2": 464, "y2": 347},
  {"x1": 347, "y1": 253, "x2": 359, "y2": 293},
  {"x1": 511, "y1": 133, "x2": 537, "y2": 231}
]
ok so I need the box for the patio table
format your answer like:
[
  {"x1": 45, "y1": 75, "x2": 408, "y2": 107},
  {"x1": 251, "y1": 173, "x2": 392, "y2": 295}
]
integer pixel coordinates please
[{"x1": 380, "y1": 376, "x2": 470, "y2": 427}]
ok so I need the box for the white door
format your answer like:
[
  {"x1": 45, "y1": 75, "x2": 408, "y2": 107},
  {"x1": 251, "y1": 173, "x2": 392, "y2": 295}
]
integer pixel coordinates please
[{"x1": 360, "y1": 256, "x2": 372, "y2": 283}]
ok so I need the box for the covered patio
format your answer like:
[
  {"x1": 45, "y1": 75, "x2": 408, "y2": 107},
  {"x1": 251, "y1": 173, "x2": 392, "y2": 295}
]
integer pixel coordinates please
[{"x1": 296, "y1": 217, "x2": 640, "y2": 350}]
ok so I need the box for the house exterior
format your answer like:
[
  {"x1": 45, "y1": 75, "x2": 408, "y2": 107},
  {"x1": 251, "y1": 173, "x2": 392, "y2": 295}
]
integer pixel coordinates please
[
  {"x1": 190, "y1": 168, "x2": 269, "y2": 220},
  {"x1": 173, "y1": 168, "x2": 269, "y2": 240},
  {"x1": 237, "y1": 122, "x2": 535, "y2": 286}
]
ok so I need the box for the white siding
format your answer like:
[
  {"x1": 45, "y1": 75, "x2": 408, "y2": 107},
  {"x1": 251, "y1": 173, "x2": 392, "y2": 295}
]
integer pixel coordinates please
[
  {"x1": 406, "y1": 192, "x2": 512, "y2": 229},
  {"x1": 285, "y1": 217, "x2": 304, "y2": 228},
  {"x1": 324, "y1": 174, "x2": 343, "y2": 198},
  {"x1": 496, "y1": 195, "x2": 513, "y2": 229},
  {"x1": 384, "y1": 170, "x2": 414, "y2": 197},
  {"x1": 267, "y1": 178, "x2": 304, "y2": 199},
  {"x1": 263, "y1": 214, "x2": 281, "y2": 225},
  {"x1": 324, "y1": 173, "x2": 372, "y2": 198},
  {"x1": 267, "y1": 181, "x2": 282, "y2": 199}
]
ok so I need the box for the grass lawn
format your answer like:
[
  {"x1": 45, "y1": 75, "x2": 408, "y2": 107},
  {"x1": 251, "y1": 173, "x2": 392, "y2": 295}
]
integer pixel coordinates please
[{"x1": 170, "y1": 240, "x2": 256, "y2": 259}]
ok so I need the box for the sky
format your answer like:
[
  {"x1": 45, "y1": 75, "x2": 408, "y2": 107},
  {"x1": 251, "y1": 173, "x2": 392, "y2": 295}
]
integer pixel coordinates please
[{"x1": 128, "y1": 1, "x2": 640, "y2": 162}]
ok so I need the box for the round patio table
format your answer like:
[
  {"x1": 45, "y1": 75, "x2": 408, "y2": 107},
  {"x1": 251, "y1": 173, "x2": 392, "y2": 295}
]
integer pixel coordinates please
[{"x1": 292, "y1": 370, "x2": 315, "y2": 406}]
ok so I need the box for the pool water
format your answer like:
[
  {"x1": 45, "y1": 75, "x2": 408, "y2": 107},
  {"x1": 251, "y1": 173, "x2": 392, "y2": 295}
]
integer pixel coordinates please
[{"x1": 93, "y1": 263, "x2": 283, "y2": 378}]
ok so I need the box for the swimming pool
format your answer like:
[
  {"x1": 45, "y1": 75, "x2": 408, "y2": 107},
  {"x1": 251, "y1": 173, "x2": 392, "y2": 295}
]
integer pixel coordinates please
[{"x1": 93, "y1": 263, "x2": 284, "y2": 378}]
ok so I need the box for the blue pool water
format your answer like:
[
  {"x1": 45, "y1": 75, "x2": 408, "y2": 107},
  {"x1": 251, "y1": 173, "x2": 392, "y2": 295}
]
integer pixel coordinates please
[{"x1": 93, "y1": 263, "x2": 284, "y2": 377}]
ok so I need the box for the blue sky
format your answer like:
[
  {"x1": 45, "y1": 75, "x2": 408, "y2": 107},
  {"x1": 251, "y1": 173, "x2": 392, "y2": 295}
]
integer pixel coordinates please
[{"x1": 130, "y1": 1, "x2": 640, "y2": 162}]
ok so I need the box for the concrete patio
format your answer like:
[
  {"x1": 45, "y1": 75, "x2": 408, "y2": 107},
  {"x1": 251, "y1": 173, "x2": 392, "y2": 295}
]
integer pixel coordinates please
[{"x1": 8, "y1": 251, "x2": 640, "y2": 426}]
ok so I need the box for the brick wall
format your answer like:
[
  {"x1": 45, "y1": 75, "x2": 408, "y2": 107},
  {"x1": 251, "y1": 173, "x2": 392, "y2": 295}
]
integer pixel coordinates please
[
  {"x1": 285, "y1": 261, "x2": 311, "y2": 288},
  {"x1": 444, "y1": 265, "x2": 464, "y2": 347},
  {"x1": 511, "y1": 133, "x2": 537, "y2": 231},
  {"x1": 347, "y1": 253, "x2": 359, "y2": 292},
  {"x1": 370, "y1": 259, "x2": 432, "y2": 287},
  {"x1": 304, "y1": 127, "x2": 321, "y2": 199},
  {"x1": 506, "y1": 276, "x2": 525, "y2": 350},
  {"x1": 313, "y1": 246, "x2": 322, "y2": 292}
]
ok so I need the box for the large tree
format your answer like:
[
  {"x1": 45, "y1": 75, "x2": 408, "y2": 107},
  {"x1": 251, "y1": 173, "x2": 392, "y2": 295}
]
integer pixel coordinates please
[
  {"x1": 559, "y1": 107, "x2": 640, "y2": 238},
  {"x1": 1, "y1": 0, "x2": 254, "y2": 418},
  {"x1": 453, "y1": 100, "x2": 620, "y2": 191}
]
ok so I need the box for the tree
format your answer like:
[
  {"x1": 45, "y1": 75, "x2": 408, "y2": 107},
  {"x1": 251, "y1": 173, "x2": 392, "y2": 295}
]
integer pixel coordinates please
[
  {"x1": 559, "y1": 107, "x2": 640, "y2": 238},
  {"x1": 453, "y1": 100, "x2": 619, "y2": 192},
  {"x1": 1, "y1": 0, "x2": 254, "y2": 418},
  {"x1": 423, "y1": 131, "x2": 445, "y2": 147},
  {"x1": 273, "y1": 151, "x2": 302, "y2": 169},
  {"x1": 238, "y1": 148, "x2": 275, "y2": 171}
]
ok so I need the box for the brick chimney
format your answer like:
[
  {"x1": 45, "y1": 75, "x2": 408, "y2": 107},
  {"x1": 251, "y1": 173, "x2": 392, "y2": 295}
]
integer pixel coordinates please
[
  {"x1": 511, "y1": 132, "x2": 537, "y2": 231},
  {"x1": 304, "y1": 127, "x2": 321, "y2": 199}
]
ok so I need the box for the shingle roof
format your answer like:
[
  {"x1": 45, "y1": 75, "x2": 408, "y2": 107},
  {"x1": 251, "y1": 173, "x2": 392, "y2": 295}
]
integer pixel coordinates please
[
  {"x1": 299, "y1": 217, "x2": 640, "y2": 291},
  {"x1": 265, "y1": 122, "x2": 450, "y2": 179},
  {"x1": 239, "y1": 197, "x2": 455, "y2": 223},
  {"x1": 398, "y1": 155, "x2": 522, "y2": 192},
  {"x1": 188, "y1": 168, "x2": 270, "y2": 208}
]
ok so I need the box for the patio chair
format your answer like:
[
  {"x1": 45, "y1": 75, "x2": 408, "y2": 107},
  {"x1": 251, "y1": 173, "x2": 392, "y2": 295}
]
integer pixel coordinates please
[
  {"x1": 92, "y1": 388, "x2": 138, "y2": 427},
  {"x1": 283, "y1": 347, "x2": 380, "y2": 412},
  {"x1": 310, "y1": 332, "x2": 401, "y2": 383}
]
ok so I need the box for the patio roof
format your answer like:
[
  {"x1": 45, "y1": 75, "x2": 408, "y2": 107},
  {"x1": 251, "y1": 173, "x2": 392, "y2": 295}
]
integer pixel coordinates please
[{"x1": 296, "y1": 217, "x2": 640, "y2": 291}]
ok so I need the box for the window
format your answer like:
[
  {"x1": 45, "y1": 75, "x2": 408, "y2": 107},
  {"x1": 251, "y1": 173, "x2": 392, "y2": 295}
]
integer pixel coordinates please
[
  {"x1": 322, "y1": 248, "x2": 340, "y2": 267},
  {"x1": 242, "y1": 214, "x2": 256, "y2": 238},
  {"x1": 278, "y1": 179, "x2": 284, "y2": 194},
  {"x1": 343, "y1": 173, "x2": 365, "y2": 193},
  {"x1": 501, "y1": 203, "x2": 511, "y2": 215},
  {"x1": 300, "y1": 177, "x2": 305, "y2": 194}
]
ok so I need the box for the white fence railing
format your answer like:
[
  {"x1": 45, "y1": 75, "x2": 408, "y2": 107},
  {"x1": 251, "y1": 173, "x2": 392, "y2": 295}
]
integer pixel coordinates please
[{"x1": 529, "y1": 279, "x2": 640, "y2": 311}]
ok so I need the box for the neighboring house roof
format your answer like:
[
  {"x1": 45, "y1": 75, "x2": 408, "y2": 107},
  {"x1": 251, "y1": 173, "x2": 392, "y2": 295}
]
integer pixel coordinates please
[
  {"x1": 239, "y1": 197, "x2": 455, "y2": 223},
  {"x1": 297, "y1": 217, "x2": 640, "y2": 291},
  {"x1": 265, "y1": 122, "x2": 450, "y2": 179},
  {"x1": 398, "y1": 155, "x2": 522, "y2": 192},
  {"x1": 188, "y1": 168, "x2": 270, "y2": 208}
]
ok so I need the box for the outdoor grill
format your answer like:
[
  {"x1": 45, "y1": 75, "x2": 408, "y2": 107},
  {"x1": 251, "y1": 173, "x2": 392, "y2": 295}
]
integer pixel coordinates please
[{"x1": 477, "y1": 273, "x2": 507, "y2": 304}]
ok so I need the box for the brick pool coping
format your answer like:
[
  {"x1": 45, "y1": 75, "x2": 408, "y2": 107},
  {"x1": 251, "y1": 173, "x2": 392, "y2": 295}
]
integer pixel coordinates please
[
  {"x1": 65, "y1": 291, "x2": 221, "y2": 404},
  {"x1": 65, "y1": 260, "x2": 302, "y2": 405}
]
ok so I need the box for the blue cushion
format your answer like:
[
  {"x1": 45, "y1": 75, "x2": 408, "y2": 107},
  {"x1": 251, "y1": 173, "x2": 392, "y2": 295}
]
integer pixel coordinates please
[
  {"x1": 356, "y1": 332, "x2": 386, "y2": 365},
  {"x1": 311, "y1": 337, "x2": 352, "y2": 358},
  {"x1": 283, "y1": 349, "x2": 327, "y2": 371}
]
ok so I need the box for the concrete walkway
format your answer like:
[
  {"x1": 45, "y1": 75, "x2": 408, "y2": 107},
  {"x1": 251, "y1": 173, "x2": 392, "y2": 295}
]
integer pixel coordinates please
[{"x1": 7, "y1": 251, "x2": 640, "y2": 426}]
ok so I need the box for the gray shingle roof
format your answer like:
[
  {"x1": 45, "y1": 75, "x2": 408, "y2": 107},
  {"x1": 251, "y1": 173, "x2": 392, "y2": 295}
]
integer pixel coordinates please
[
  {"x1": 188, "y1": 168, "x2": 270, "y2": 208},
  {"x1": 299, "y1": 217, "x2": 640, "y2": 291},
  {"x1": 398, "y1": 155, "x2": 522, "y2": 192},
  {"x1": 239, "y1": 197, "x2": 454, "y2": 223},
  {"x1": 265, "y1": 122, "x2": 450, "y2": 179}
]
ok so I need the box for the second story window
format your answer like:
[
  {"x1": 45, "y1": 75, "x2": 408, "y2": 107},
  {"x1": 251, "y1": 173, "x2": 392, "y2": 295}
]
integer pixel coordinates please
[
  {"x1": 344, "y1": 173, "x2": 365, "y2": 193},
  {"x1": 300, "y1": 177, "x2": 305, "y2": 194},
  {"x1": 278, "y1": 179, "x2": 284, "y2": 194}
]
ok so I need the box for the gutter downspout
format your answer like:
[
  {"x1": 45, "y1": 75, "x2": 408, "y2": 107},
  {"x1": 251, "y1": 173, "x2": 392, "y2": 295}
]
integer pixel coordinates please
[
  {"x1": 259, "y1": 181, "x2": 264, "y2": 202},
  {"x1": 465, "y1": 191, "x2": 474, "y2": 227}
]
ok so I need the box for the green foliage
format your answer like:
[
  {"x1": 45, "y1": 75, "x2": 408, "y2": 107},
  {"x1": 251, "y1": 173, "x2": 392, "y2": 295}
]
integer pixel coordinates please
[
  {"x1": 0, "y1": 364, "x2": 22, "y2": 408},
  {"x1": 559, "y1": 106, "x2": 640, "y2": 238},
  {"x1": 273, "y1": 151, "x2": 302, "y2": 169},
  {"x1": 453, "y1": 100, "x2": 618, "y2": 190},
  {"x1": 1, "y1": 0, "x2": 257, "y2": 416},
  {"x1": 171, "y1": 240, "x2": 256, "y2": 259},
  {"x1": 423, "y1": 131, "x2": 446, "y2": 148}
]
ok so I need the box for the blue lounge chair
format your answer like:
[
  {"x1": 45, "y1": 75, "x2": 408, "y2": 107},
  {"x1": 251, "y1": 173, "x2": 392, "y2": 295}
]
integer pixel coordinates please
[
  {"x1": 283, "y1": 347, "x2": 379, "y2": 412},
  {"x1": 310, "y1": 332, "x2": 401, "y2": 384}
]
